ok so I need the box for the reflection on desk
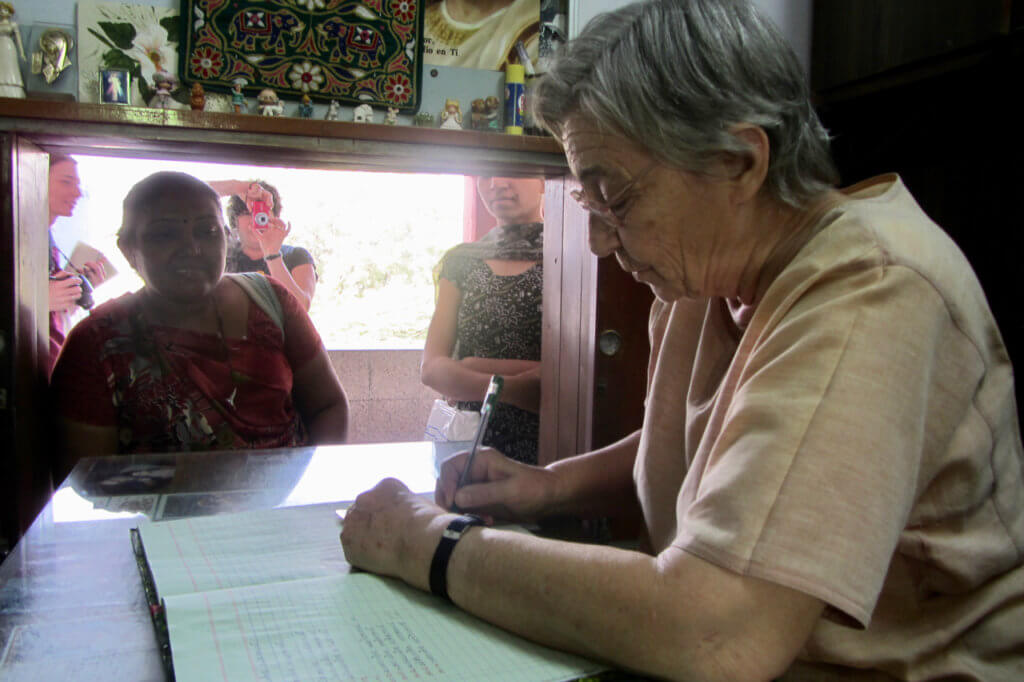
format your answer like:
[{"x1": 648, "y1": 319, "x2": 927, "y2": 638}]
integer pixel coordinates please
[{"x1": 0, "y1": 441, "x2": 465, "y2": 682}]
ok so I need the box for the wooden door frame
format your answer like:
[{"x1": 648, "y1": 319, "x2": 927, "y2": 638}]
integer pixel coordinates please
[
  {"x1": 538, "y1": 176, "x2": 595, "y2": 464},
  {"x1": 1, "y1": 135, "x2": 52, "y2": 544}
]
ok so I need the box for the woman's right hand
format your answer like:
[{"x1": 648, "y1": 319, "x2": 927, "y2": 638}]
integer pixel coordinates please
[
  {"x1": 435, "y1": 447, "x2": 560, "y2": 523},
  {"x1": 49, "y1": 273, "x2": 82, "y2": 313}
]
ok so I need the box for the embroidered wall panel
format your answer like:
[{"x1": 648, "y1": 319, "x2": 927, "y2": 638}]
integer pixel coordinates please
[{"x1": 180, "y1": 0, "x2": 424, "y2": 111}]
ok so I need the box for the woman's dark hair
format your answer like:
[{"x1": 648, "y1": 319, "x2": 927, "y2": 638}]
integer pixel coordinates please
[
  {"x1": 48, "y1": 153, "x2": 76, "y2": 169},
  {"x1": 116, "y1": 171, "x2": 225, "y2": 248}
]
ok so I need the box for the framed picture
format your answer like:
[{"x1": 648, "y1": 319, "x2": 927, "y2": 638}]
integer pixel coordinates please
[{"x1": 100, "y1": 68, "x2": 130, "y2": 104}]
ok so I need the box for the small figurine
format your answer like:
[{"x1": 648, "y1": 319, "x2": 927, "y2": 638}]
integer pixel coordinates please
[
  {"x1": 0, "y1": 1, "x2": 27, "y2": 98},
  {"x1": 148, "y1": 70, "x2": 178, "y2": 109},
  {"x1": 190, "y1": 82, "x2": 206, "y2": 111},
  {"x1": 325, "y1": 99, "x2": 341, "y2": 121},
  {"x1": 385, "y1": 107, "x2": 399, "y2": 126},
  {"x1": 297, "y1": 93, "x2": 313, "y2": 118},
  {"x1": 470, "y1": 98, "x2": 487, "y2": 131},
  {"x1": 31, "y1": 27, "x2": 73, "y2": 85},
  {"x1": 352, "y1": 103, "x2": 374, "y2": 123},
  {"x1": 484, "y1": 95, "x2": 502, "y2": 131},
  {"x1": 256, "y1": 88, "x2": 284, "y2": 116},
  {"x1": 439, "y1": 98, "x2": 462, "y2": 130},
  {"x1": 231, "y1": 81, "x2": 246, "y2": 113},
  {"x1": 412, "y1": 111, "x2": 434, "y2": 127}
]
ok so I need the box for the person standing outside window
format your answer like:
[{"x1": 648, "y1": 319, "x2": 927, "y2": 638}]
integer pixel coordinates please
[
  {"x1": 209, "y1": 180, "x2": 317, "y2": 310},
  {"x1": 47, "y1": 154, "x2": 107, "y2": 376},
  {"x1": 421, "y1": 176, "x2": 544, "y2": 463}
]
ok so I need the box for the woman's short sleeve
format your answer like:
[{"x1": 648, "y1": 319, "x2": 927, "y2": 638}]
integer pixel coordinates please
[
  {"x1": 439, "y1": 252, "x2": 472, "y2": 289},
  {"x1": 50, "y1": 317, "x2": 117, "y2": 426},
  {"x1": 282, "y1": 245, "x2": 318, "y2": 279}
]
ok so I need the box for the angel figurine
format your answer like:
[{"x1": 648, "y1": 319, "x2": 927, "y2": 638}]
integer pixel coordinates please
[
  {"x1": 31, "y1": 28, "x2": 74, "y2": 85},
  {"x1": 0, "y1": 1, "x2": 26, "y2": 98},
  {"x1": 439, "y1": 98, "x2": 462, "y2": 130}
]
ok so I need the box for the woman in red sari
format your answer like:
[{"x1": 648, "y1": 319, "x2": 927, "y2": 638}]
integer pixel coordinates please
[{"x1": 51, "y1": 172, "x2": 348, "y2": 478}]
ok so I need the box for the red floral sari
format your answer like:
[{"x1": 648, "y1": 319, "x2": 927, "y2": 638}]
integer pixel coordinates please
[{"x1": 52, "y1": 279, "x2": 321, "y2": 453}]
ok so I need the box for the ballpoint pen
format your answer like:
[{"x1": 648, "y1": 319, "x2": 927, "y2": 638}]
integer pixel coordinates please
[{"x1": 455, "y1": 375, "x2": 504, "y2": 493}]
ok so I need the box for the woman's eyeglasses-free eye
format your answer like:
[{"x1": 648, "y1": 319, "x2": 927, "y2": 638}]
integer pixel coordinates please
[{"x1": 569, "y1": 161, "x2": 658, "y2": 227}]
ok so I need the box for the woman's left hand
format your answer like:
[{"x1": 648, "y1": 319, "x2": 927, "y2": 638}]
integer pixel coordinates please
[
  {"x1": 80, "y1": 259, "x2": 108, "y2": 286},
  {"x1": 239, "y1": 215, "x2": 290, "y2": 259},
  {"x1": 340, "y1": 478, "x2": 457, "y2": 591}
]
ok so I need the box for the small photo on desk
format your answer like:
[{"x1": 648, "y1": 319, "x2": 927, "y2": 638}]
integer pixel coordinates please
[
  {"x1": 80, "y1": 457, "x2": 176, "y2": 496},
  {"x1": 157, "y1": 490, "x2": 279, "y2": 521}
]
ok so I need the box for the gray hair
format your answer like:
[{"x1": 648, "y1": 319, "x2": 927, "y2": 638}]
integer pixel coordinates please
[
  {"x1": 117, "y1": 171, "x2": 225, "y2": 247},
  {"x1": 532, "y1": 0, "x2": 838, "y2": 207}
]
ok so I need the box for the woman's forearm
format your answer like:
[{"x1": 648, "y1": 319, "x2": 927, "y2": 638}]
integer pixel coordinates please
[
  {"x1": 444, "y1": 526, "x2": 817, "y2": 682},
  {"x1": 304, "y1": 397, "x2": 349, "y2": 445},
  {"x1": 460, "y1": 357, "x2": 539, "y2": 375},
  {"x1": 266, "y1": 259, "x2": 312, "y2": 310},
  {"x1": 421, "y1": 355, "x2": 496, "y2": 402},
  {"x1": 545, "y1": 431, "x2": 641, "y2": 519}
]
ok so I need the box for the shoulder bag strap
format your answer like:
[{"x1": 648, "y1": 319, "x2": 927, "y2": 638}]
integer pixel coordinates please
[{"x1": 225, "y1": 272, "x2": 285, "y2": 338}]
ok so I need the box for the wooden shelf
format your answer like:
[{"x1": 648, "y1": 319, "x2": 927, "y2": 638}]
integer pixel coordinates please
[{"x1": 0, "y1": 98, "x2": 568, "y2": 176}]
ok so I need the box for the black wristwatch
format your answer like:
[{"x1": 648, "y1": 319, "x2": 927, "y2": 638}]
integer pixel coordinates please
[
  {"x1": 265, "y1": 252, "x2": 282, "y2": 261},
  {"x1": 429, "y1": 514, "x2": 485, "y2": 601}
]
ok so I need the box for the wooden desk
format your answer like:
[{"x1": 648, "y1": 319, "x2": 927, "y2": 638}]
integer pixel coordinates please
[{"x1": 0, "y1": 442, "x2": 460, "y2": 681}]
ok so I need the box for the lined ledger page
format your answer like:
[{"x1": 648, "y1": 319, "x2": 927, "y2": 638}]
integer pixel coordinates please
[
  {"x1": 137, "y1": 504, "x2": 350, "y2": 597},
  {"x1": 165, "y1": 572, "x2": 600, "y2": 682},
  {"x1": 136, "y1": 504, "x2": 604, "y2": 681}
]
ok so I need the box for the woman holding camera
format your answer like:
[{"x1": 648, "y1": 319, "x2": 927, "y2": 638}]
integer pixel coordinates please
[
  {"x1": 47, "y1": 154, "x2": 107, "y2": 376},
  {"x1": 50, "y1": 172, "x2": 348, "y2": 476},
  {"x1": 208, "y1": 179, "x2": 317, "y2": 310}
]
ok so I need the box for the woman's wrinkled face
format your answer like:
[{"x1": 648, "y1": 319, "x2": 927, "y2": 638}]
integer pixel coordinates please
[
  {"x1": 561, "y1": 115, "x2": 734, "y2": 302},
  {"x1": 49, "y1": 160, "x2": 82, "y2": 221},
  {"x1": 124, "y1": 188, "x2": 227, "y2": 303},
  {"x1": 476, "y1": 176, "x2": 545, "y2": 225}
]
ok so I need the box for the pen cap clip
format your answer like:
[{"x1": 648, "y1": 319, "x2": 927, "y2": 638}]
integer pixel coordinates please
[{"x1": 480, "y1": 376, "x2": 504, "y2": 415}]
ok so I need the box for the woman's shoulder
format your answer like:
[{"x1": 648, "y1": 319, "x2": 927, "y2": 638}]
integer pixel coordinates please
[
  {"x1": 79, "y1": 292, "x2": 138, "y2": 327},
  {"x1": 63, "y1": 292, "x2": 139, "y2": 347}
]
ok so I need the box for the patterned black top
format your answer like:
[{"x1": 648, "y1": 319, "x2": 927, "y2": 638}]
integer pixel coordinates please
[
  {"x1": 440, "y1": 253, "x2": 542, "y2": 464},
  {"x1": 226, "y1": 244, "x2": 318, "y2": 279}
]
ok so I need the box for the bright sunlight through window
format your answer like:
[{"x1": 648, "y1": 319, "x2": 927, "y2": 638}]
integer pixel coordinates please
[{"x1": 55, "y1": 156, "x2": 465, "y2": 350}]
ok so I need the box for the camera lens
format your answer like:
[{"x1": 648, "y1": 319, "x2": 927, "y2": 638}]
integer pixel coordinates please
[
  {"x1": 76, "y1": 275, "x2": 95, "y2": 310},
  {"x1": 254, "y1": 212, "x2": 270, "y2": 227}
]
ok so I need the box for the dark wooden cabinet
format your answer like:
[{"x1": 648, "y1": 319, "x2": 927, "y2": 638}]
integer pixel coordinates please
[
  {"x1": 812, "y1": 0, "x2": 1013, "y2": 98},
  {"x1": 812, "y1": 2, "x2": 1024, "y2": 412}
]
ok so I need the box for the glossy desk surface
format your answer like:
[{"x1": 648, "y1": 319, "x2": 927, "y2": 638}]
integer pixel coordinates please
[{"x1": 0, "y1": 442, "x2": 463, "y2": 681}]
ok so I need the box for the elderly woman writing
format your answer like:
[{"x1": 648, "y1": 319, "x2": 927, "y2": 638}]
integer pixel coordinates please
[
  {"x1": 51, "y1": 172, "x2": 348, "y2": 478},
  {"x1": 340, "y1": 1, "x2": 1024, "y2": 680}
]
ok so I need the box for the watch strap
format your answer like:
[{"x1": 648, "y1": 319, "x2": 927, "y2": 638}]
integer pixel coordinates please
[
  {"x1": 429, "y1": 514, "x2": 485, "y2": 601},
  {"x1": 264, "y1": 252, "x2": 283, "y2": 261}
]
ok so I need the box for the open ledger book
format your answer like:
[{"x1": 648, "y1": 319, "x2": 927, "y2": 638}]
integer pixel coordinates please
[{"x1": 132, "y1": 504, "x2": 606, "y2": 682}]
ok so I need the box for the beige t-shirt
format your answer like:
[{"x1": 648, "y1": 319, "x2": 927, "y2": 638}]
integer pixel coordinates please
[{"x1": 636, "y1": 175, "x2": 1024, "y2": 679}]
